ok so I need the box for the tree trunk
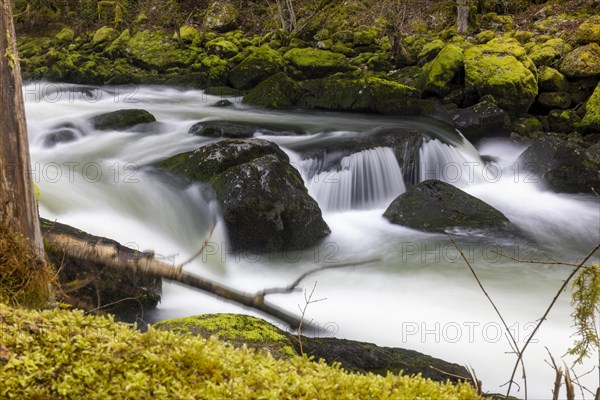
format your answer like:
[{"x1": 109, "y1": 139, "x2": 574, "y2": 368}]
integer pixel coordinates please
[
  {"x1": 457, "y1": 0, "x2": 469, "y2": 34},
  {"x1": 0, "y1": 0, "x2": 44, "y2": 255}
]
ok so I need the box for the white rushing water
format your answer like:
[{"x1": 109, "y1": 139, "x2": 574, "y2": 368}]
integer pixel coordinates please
[{"x1": 25, "y1": 82, "x2": 600, "y2": 399}]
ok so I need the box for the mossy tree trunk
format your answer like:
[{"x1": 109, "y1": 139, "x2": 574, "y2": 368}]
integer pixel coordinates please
[{"x1": 0, "y1": 0, "x2": 44, "y2": 256}]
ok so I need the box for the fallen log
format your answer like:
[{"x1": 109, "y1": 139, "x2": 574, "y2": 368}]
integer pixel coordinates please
[{"x1": 42, "y1": 219, "x2": 379, "y2": 328}]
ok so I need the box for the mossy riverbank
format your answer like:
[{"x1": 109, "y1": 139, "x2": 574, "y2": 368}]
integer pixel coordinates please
[{"x1": 14, "y1": 0, "x2": 600, "y2": 149}]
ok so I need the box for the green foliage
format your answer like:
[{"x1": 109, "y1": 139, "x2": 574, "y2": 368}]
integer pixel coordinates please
[{"x1": 568, "y1": 264, "x2": 600, "y2": 365}]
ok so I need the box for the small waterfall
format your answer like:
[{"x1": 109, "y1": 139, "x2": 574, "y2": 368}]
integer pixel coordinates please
[
  {"x1": 418, "y1": 138, "x2": 485, "y2": 186},
  {"x1": 302, "y1": 147, "x2": 406, "y2": 211}
]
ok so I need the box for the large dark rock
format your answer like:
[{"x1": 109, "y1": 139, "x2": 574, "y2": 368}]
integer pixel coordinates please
[
  {"x1": 515, "y1": 136, "x2": 600, "y2": 193},
  {"x1": 242, "y1": 72, "x2": 299, "y2": 110},
  {"x1": 155, "y1": 313, "x2": 470, "y2": 385},
  {"x1": 449, "y1": 100, "x2": 511, "y2": 143},
  {"x1": 188, "y1": 120, "x2": 300, "y2": 138},
  {"x1": 89, "y1": 109, "x2": 156, "y2": 131},
  {"x1": 383, "y1": 180, "x2": 509, "y2": 232},
  {"x1": 160, "y1": 139, "x2": 330, "y2": 252},
  {"x1": 41, "y1": 218, "x2": 161, "y2": 318}
]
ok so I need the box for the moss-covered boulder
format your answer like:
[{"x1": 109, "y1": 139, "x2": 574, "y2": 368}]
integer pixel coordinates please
[
  {"x1": 527, "y1": 38, "x2": 571, "y2": 67},
  {"x1": 242, "y1": 72, "x2": 299, "y2": 109},
  {"x1": 417, "y1": 39, "x2": 445, "y2": 64},
  {"x1": 383, "y1": 180, "x2": 510, "y2": 232},
  {"x1": 203, "y1": 0, "x2": 239, "y2": 33},
  {"x1": 515, "y1": 136, "x2": 600, "y2": 193},
  {"x1": 176, "y1": 25, "x2": 200, "y2": 43},
  {"x1": 160, "y1": 139, "x2": 330, "y2": 252},
  {"x1": 296, "y1": 73, "x2": 422, "y2": 114},
  {"x1": 575, "y1": 15, "x2": 600, "y2": 45},
  {"x1": 89, "y1": 109, "x2": 156, "y2": 131},
  {"x1": 154, "y1": 314, "x2": 297, "y2": 359},
  {"x1": 418, "y1": 44, "x2": 464, "y2": 97},
  {"x1": 464, "y1": 37, "x2": 538, "y2": 114},
  {"x1": 104, "y1": 29, "x2": 130, "y2": 57},
  {"x1": 559, "y1": 43, "x2": 600, "y2": 78},
  {"x1": 155, "y1": 313, "x2": 471, "y2": 384},
  {"x1": 538, "y1": 66, "x2": 569, "y2": 92},
  {"x1": 283, "y1": 48, "x2": 351, "y2": 79},
  {"x1": 536, "y1": 92, "x2": 571, "y2": 110},
  {"x1": 449, "y1": 100, "x2": 511, "y2": 143},
  {"x1": 91, "y1": 26, "x2": 119, "y2": 48},
  {"x1": 125, "y1": 30, "x2": 197, "y2": 71},
  {"x1": 55, "y1": 27, "x2": 75, "y2": 44},
  {"x1": 228, "y1": 45, "x2": 285, "y2": 90},
  {"x1": 582, "y1": 83, "x2": 600, "y2": 133},
  {"x1": 205, "y1": 38, "x2": 239, "y2": 59}
]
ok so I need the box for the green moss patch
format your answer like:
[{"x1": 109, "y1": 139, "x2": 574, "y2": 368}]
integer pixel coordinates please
[
  {"x1": 419, "y1": 44, "x2": 464, "y2": 97},
  {"x1": 560, "y1": 43, "x2": 600, "y2": 79},
  {"x1": 464, "y1": 37, "x2": 538, "y2": 114},
  {"x1": 582, "y1": 83, "x2": 600, "y2": 133},
  {"x1": 0, "y1": 303, "x2": 481, "y2": 399},
  {"x1": 284, "y1": 48, "x2": 351, "y2": 79}
]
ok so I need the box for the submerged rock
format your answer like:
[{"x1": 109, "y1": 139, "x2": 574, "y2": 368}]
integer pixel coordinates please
[
  {"x1": 188, "y1": 120, "x2": 299, "y2": 138},
  {"x1": 160, "y1": 139, "x2": 330, "y2": 252},
  {"x1": 515, "y1": 136, "x2": 600, "y2": 193},
  {"x1": 89, "y1": 109, "x2": 156, "y2": 131},
  {"x1": 155, "y1": 313, "x2": 470, "y2": 385},
  {"x1": 42, "y1": 123, "x2": 82, "y2": 147},
  {"x1": 383, "y1": 180, "x2": 509, "y2": 232}
]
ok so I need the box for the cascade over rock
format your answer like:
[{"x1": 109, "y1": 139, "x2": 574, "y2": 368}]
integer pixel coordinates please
[{"x1": 160, "y1": 139, "x2": 330, "y2": 252}]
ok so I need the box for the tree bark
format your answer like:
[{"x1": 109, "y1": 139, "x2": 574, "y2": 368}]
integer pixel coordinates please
[
  {"x1": 0, "y1": 0, "x2": 44, "y2": 255},
  {"x1": 457, "y1": 0, "x2": 469, "y2": 34}
]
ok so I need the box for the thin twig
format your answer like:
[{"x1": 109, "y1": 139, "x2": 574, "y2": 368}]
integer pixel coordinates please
[
  {"x1": 297, "y1": 281, "x2": 326, "y2": 356},
  {"x1": 178, "y1": 220, "x2": 217, "y2": 268},
  {"x1": 446, "y1": 233, "x2": 526, "y2": 397},
  {"x1": 429, "y1": 365, "x2": 471, "y2": 382},
  {"x1": 260, "y1": 258, "x2": 381, "y2": 296},
  {"x1": 505, "y1": 242, "x2": 600, "y2": 398},
  {"x1": 545, "y1": 347, "x2": 563, "y2": 400}
]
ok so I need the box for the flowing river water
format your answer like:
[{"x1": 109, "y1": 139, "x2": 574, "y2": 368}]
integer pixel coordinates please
[{"x1": 25, "y1": 83, "x2": 599, "y2": 399}]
